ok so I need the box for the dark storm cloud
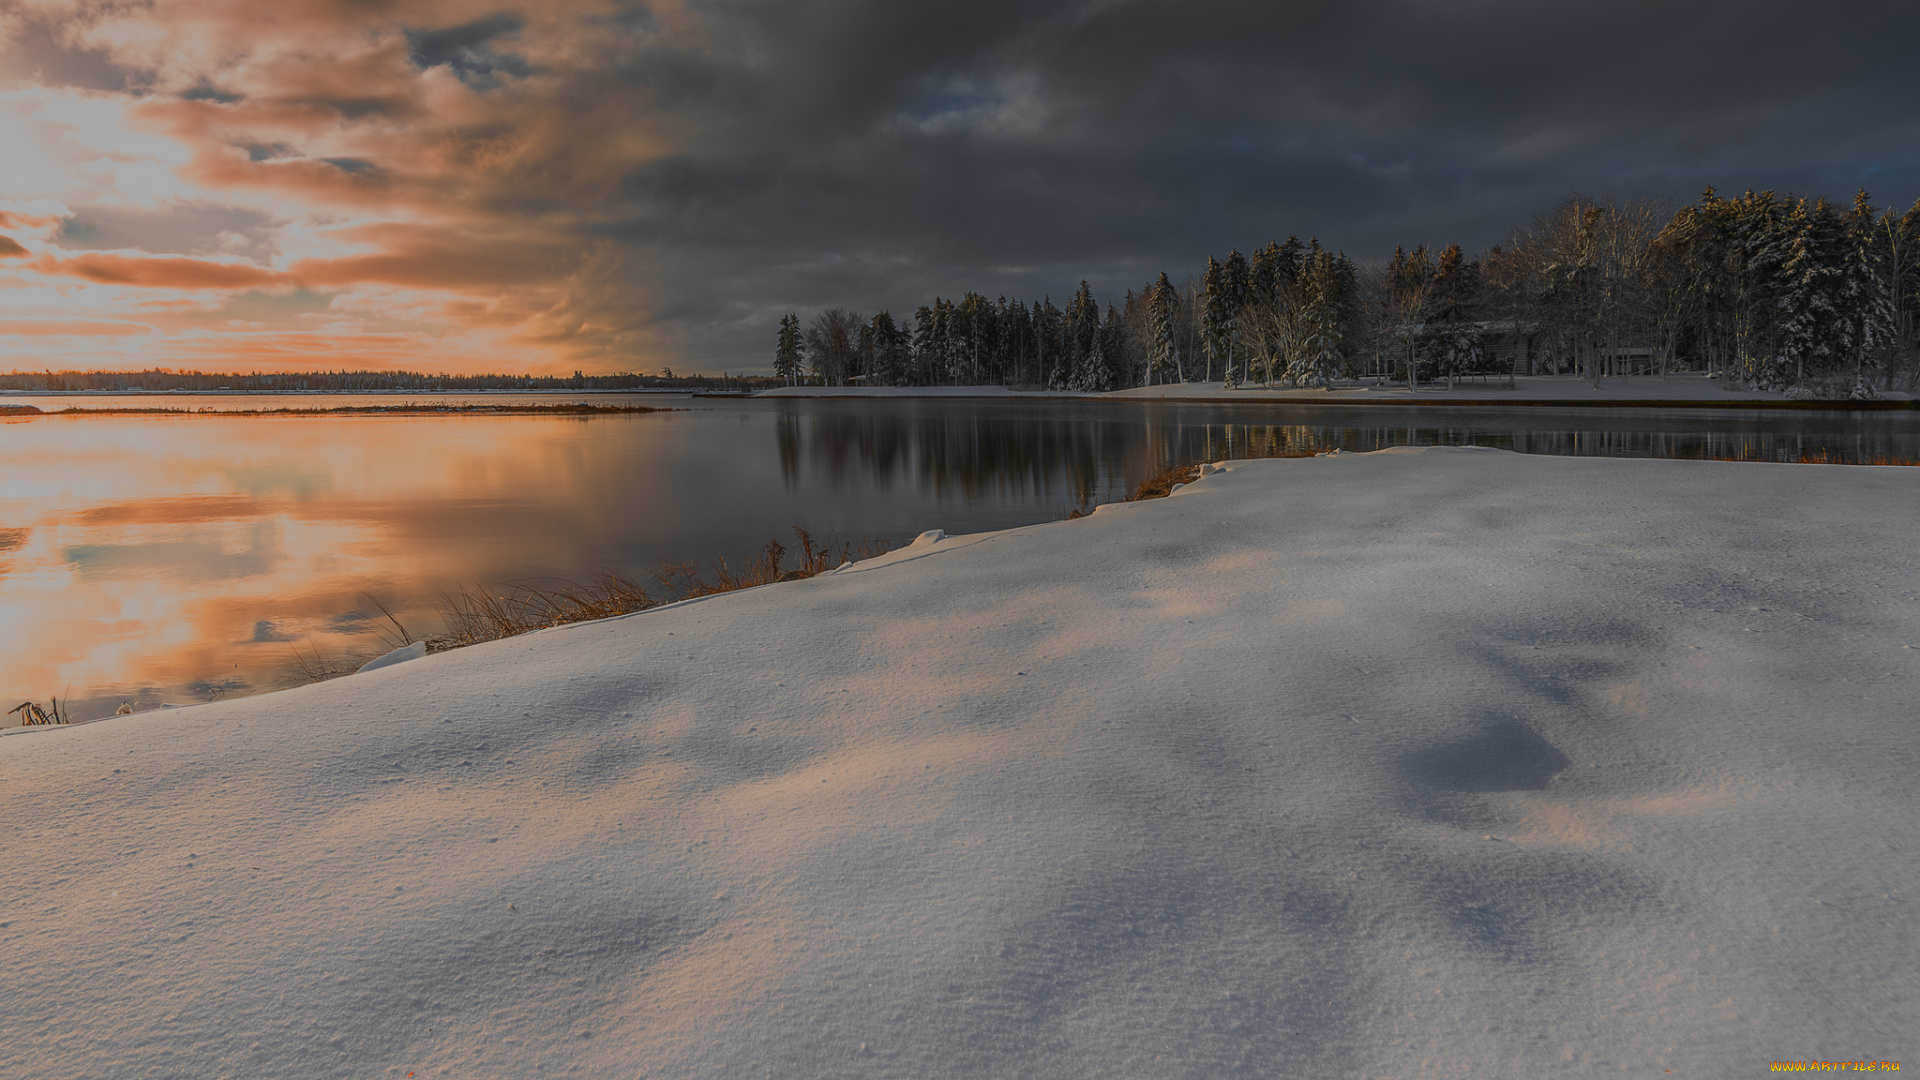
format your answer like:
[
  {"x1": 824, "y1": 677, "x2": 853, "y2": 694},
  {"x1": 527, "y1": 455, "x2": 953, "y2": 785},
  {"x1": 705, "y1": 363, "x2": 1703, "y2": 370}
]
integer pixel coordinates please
[
  {"x1": 557, "y1": 0, "x2": 1920, "y2": 367},
  {"x1": 405, "y1": 12, "x2": 528, "y2": 87}
]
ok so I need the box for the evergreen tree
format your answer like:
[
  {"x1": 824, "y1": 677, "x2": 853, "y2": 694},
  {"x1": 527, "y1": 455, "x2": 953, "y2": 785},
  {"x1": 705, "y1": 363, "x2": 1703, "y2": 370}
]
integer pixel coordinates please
[
  {"x1": 1222, "y1": 249, "x2": 1248, "y2": 380},
  {"x1": 956, "y1": 292, "x2": 993, "y2": 385},
  {"x1": 1429, "y1": 242, "x2": 1483, "y2": 388},
  {"x1": 1202, "y1": 256, "x2": 1231, "y2": 384},
  {"x1": 1100, "y1": 304, "x2": 1128, "y2": 388},
  {"x1": 1884, "y1": 199, "x2": 1920, "y2": 392},
  {"x1": 1775, "y1": 198, "x2": 1849, "y2": 387},
  {"x1": 1305, "y1": 249, "x2": 1348, "y2": 389},
  {"x1": 1148, "y1": 273, "x2": 1179, "y2": 384},
  {"x1": 867, "y1": 311, "x2": 909, "y2": 386},
  {"x1": 911, "y1": 305, "x2": 937, "y2": 386},
  {"x1": 774, "y1": 313, "x2": 803, "y2": 385},
  {"x1": 1034, "y1": 297, "x2": 1064, "y2": 389},
  {"x1": 1061, "y1": 281, "x2": 1104, "y2": 390},
  {"x1": 1730, "y1": 190, "x2": 1790, "y2": 385},
  {"x1": 1843, "y1": 190, "x2": 1896, "y2": 394},
  {"x1": 1005, "y1": 298, "x2": 1033, "y2": 385},
  {"x1": 1247, "y1": 242, "x2": 1276, "y2": 298}
]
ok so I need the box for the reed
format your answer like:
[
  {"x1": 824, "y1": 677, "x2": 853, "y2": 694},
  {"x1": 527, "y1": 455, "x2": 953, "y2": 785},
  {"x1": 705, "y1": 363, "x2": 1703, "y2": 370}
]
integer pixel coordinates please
[
  {"x1": 429, "y1": 526, "x2": 893, "y2": 650},
  {"x1": 1127, "y1": 462, "x2": 1204, "y2": 501},
  {"x1": 7, "y1": 696, "x2": 67, "y2": 726}
]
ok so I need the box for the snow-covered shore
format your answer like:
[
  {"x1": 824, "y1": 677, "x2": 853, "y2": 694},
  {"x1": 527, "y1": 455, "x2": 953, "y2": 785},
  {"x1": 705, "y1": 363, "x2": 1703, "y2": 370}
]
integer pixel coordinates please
[
  {"x1": 757, "y1": 373, "x2": 1920, "y2": 403},
  {"x1": 4, "y1": 449, "x2": 1916, "y2": 1078},
  {"x1": 1108, "y1": 372, "x2": 1809, "y2": 403}
]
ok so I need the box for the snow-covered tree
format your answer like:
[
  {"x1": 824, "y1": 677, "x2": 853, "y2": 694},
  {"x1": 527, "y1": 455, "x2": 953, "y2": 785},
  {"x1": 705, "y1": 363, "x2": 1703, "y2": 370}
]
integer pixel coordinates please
[
  {"x1": 1775, "y1": 198, "x2": 1849, "y2": 387},
  {"x1": 1842, "y1": 191, "x2": 1896, "y2": 393},
  {"x1": 1148, "y1": 274, "x2": 1179, "y2": 384},
  {"x1": 1281, "y1": 246, "x2": 1347, "y2": 388},
  {"x1": 1201, "y1": 257, "x2": 1230, "y2": 384}
]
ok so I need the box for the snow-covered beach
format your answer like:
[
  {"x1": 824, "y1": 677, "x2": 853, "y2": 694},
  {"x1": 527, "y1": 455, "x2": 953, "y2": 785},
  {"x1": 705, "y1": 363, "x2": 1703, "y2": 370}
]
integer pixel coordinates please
[
  {"x1": 4, "y1": 448, "x2": 1915, "y2": 1077},
  {"x1": 755, "y1": 372, "x2": 1920, "y2": 404}
]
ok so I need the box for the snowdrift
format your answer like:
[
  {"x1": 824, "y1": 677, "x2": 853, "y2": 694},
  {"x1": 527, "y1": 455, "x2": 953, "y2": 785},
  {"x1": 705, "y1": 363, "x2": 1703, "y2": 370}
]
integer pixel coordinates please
[{"x1": 4, "y1": 449, "x2": 1915, "y2": 1078}]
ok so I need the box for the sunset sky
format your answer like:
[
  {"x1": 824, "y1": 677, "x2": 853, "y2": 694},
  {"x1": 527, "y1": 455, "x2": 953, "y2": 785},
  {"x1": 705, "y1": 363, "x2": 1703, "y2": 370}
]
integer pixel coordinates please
[{"x1": 3, "y1": 0, "x2": 1917, "y2": 376}]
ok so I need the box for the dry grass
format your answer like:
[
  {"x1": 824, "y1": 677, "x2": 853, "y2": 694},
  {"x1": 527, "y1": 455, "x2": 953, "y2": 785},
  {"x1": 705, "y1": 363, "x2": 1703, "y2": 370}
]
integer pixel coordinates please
[
  {"x1": 1782, "y1": 450, "x2": 1916, "y2": 466},
  {"x1": 1127, "y1": 462, "x2": 1204, "y2": 501},
  {"x1": 288, "y1": 640, "x2": 356, "y2": 684},
  {"x1": 429, "y1": 526, "x2": 892, "y2": 650},
  {"x1": 8, "y1": 696, "x2": 68, "y2": 726}
]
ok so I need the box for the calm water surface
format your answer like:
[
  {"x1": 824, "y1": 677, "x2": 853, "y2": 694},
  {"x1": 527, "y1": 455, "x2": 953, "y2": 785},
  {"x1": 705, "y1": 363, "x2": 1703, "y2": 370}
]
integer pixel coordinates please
[{"x1": 3, "y1": 393, "x2": 1914, "y2": 722}]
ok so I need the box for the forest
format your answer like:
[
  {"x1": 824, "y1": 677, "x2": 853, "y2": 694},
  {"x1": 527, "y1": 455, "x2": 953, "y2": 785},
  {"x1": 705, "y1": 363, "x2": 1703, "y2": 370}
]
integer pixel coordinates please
[{"x1": 778, "y1": 188, "x2": 1920, "y2": 399}]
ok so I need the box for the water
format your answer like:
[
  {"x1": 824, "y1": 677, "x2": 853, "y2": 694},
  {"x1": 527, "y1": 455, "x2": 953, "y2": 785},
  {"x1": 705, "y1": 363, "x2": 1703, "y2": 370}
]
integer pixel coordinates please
[{"x1": 3, "y1": 393, "x2": 1913, "y2": 722}]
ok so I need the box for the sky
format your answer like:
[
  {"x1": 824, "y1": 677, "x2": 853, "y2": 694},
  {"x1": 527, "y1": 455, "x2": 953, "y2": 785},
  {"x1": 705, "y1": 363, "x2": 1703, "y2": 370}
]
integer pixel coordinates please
[{"x1": 3, "y1": 0, "x2": 1918, "y2": 376}]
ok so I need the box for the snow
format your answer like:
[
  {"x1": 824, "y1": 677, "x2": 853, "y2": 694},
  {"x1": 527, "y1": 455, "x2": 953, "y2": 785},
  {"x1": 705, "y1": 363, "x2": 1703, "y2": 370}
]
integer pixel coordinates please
[
  {"x1": 756, "y1": 385, "x2": 1030, "y2": 397},
  {"x1": 4, "y1": 448, "x2": 1916, "y2": 1077},
  {"x1": 1111, "y1": 372, "x2": 1824, "y2": 402},
  {"x1": 757, "y1": 373, "x2": 1918, "y2": 402},
  {"x1": 356, "y1": 641, "x2": 427, "y2": 674}
]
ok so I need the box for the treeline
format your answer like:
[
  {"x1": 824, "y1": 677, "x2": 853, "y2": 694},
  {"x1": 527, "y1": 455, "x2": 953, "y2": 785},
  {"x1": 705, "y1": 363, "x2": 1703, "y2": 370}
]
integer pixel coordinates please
[
  {"x1": 0, "y1": 369, "x2": 772, "y2": 392},
  {"x1": 778, "y1": 188, "x2": 1920, "y2": 398}
]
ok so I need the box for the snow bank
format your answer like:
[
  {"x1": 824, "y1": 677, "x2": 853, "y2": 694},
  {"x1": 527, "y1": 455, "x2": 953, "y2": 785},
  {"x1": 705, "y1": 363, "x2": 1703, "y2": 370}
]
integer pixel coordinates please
[
  {"x1": 755, "y1": 374, "x2": 1913, "y2": 404},
  {"x1": 1108, "y1": 372, "x2": 1815, "y2": 403},
  {"x1": 755, "y1": 385, "x2": 1032, "y2": 398},
  {"x1": 4, "y1": 449, "x2": 1916, "y2": 1078}
]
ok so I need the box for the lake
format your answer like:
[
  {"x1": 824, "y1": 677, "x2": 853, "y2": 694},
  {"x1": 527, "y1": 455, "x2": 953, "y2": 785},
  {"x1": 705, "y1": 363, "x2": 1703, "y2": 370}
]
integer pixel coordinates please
[{"x1": 3, "y1": 393, "x2": 1915, "y2": 722}]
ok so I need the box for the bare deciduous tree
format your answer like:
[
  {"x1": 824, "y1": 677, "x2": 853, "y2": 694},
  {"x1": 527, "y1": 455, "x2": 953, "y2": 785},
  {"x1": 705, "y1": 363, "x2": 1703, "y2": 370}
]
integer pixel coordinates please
[{"x1": 805, "y1": 308, "x2": 862, "y2": 386}]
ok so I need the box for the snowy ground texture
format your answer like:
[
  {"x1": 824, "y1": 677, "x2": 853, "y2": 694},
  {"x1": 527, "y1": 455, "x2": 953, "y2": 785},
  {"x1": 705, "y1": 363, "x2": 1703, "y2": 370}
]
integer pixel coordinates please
[{"x1": 4, "y1": 449, "x2": 1917, "y2": 1079}]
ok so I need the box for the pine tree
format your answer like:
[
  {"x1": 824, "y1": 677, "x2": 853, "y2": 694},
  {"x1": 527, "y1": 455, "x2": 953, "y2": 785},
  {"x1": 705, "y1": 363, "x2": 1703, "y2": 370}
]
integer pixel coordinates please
[
  {"x1": 957, "y1": 292, "x2": 993, "y2": 385},
  {"x1": 1222, "y1": 249, "x2": 1248, "y2": 381},
  {"x1": 774, "y1": 313, "x2": 803, "y2": 385},
  {"x1": 867, "y1": 311, "x2": 908, "y2": 386},
  {"x1": 1883, "y1": 199, "x2": 1920, "y2": 392},
  {"x1": 1005, "y1": 298, "x2": 1032, "y2": 385},
  {"x1": 911, "y1": 305, "x2": 937, "y2": 386},
  {"x1": 1201, "y1": 256, "x2": 1230, "y2": 384},
  {"x1": 1429, "y1": 242, "x2": 1482, "y2": 388},
  {"x1": 1775, "y1": 198, "x2": 1849, "y2": 388},
  {"x1": 1731, "y1": 190, "x2": 1790, "y2": 386},
  {"x1": 1101, "y1": 304, "x2": 1127, "y2": 388},
  {"x1": 1149, "y1": 273, "x2": 1179, "y2": 384},
  {"x1": 1842, "y1": 190, "x2": 1895, "y2": 395},
  {"x1": 1034, "y1": 297, "x2": 1063, "y2": 389},
  {"x1": 1063, "y1": 282, "x2": 1108, "y2": 391},
  {"x1": 1247, "y1": 242, "x2": 1274, "y2": 297}
]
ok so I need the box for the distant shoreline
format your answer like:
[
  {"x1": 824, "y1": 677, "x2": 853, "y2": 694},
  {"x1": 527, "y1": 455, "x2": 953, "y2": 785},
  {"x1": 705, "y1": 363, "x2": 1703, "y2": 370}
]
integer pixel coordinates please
[
  {"x1": 0, "y1": 387, "x2": 681, "y2": 397},
  {"x1": 1, "y1": 402, "x2": 675, "y2": 417}
]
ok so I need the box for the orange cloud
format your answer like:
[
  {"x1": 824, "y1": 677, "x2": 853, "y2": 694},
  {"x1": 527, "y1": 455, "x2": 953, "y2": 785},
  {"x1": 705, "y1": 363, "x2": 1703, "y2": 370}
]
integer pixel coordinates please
[
  {"x1": 0, "y1": 1, "x2": 740, "y2": 374},
  {"x1": 39, "y1": 252, "x2": 293, "y2": 290},
  {"x1": 290, "y1": 224, "x2": 574, "y2": 290},
  {"x1": 0, "y1": 318, "x2": 157, "y2": 336}
]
